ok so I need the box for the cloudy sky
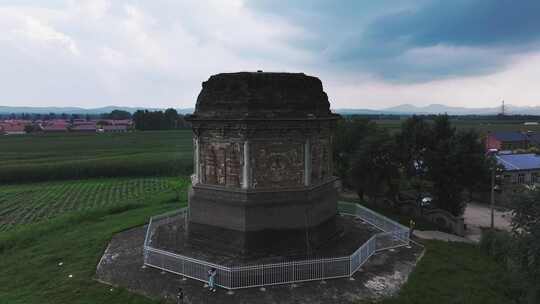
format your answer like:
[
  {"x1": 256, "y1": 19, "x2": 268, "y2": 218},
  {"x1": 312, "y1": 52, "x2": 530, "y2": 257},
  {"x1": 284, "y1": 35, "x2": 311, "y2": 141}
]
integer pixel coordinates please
[{"x1": 1, "y1": 0, "x2": 540, "y2": 109}]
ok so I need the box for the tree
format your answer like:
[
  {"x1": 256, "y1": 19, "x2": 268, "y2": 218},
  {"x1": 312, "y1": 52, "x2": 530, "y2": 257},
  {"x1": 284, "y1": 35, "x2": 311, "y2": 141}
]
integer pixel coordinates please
[
  {"x1": 332, "y1": 117, "x2": 376, "y2": 183},
  {"x1": 424, "y1": 115, "x2": 467, "y2": 216},
  {"x1": 107, "y1": 110, "x2": 131, "y2": 120},
  {"x1": 397, "y1": 114, "x2": 486, "y2": 216},
  {"x1": 396, "y1": 115, "x2": 433, "y2": 197},
  {"x1": 453, "y1": 129, "x2": 492, "y2": 200},
  {"x1": 164, "y1": 108, "x2": 179, "y2": 129},
  {"x1": 510, "y1": 189, "x2": 540, "y2": 303},
  {"x1": 133, "y1": 110, "x2": 146, "y2": 130},
  {"x1": 133, "y1": 109, "x2": 181, "y2": 131},
  {"x1": 350, "y1": 127, "x2": 400, "y2": 204},
  {"x1": 24, "y1": 125, "x2": 34, "y2": 133}
]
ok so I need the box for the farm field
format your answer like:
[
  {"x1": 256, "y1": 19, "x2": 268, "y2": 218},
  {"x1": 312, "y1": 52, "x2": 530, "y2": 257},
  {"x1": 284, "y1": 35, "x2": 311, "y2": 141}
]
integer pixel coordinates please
[
  {"x1": 0, "y1": 188, "x2": 181, "y2": 304},
  {"x1": 1, "y1": 119, "x2": 537, "y2": 183},
  {"x1": 375, "y1": 118, "x2": 540, "y2": 135},
  {"x1": 0, "y1": 177, "x2": 182, "y2": 232},
  {"x1": 0, "y1": 130, "x2": 193, "y2": 183}
]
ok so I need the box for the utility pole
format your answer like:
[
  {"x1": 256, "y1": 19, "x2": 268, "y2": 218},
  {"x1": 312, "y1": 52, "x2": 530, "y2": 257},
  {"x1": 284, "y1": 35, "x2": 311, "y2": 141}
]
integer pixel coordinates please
[
  {"x1": 490, "y1": 164, "x2": 495, "y2": 230},
  {"x1": 487, "y1": 149, "x2": 498, "y2": 231}
]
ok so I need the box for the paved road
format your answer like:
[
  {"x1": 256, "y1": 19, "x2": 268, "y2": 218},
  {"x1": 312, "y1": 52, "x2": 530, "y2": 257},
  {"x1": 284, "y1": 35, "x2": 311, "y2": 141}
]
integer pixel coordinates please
[
  {"x1": 414, "y1": 203, "x2": 513, "y2": 243},
  {"x1": 413, "y1": 230, "x2": 474, "y2": 243},
  {"x1": 463, "y1": 202, "x2": 512, "y2": 242},
  {"x1": 464, "y1": 202, "x2": 512, "y2": 230}
]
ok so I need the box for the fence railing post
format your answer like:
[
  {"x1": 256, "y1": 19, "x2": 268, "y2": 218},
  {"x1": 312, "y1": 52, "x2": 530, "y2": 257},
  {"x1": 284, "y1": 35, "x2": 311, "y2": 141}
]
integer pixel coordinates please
[{"x1": 142, "y1": 203, "x2": 410, "y2": 290}]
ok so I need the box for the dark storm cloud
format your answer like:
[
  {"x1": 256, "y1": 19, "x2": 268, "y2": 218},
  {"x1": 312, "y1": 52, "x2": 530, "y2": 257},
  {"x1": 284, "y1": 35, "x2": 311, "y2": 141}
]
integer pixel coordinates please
[
  {"x1": 248, "y1": 0, "x2": 540, "y2": 82},
  {"x1": 371, "y1": 0, "x2": 540, "y2": 47}
]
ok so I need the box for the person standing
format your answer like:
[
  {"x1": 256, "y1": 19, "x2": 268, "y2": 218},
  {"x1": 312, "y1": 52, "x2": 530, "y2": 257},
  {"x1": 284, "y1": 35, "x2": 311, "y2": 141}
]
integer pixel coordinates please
[
  {"x1": 409, "y1": 219, "x2": 416, "y2": 239},
  {"x1": 208, "y1": 268, "x2": 217, "y2": 292},
  {"x1": 176, "y1": 287, "x2": 184, "y2": 304}
]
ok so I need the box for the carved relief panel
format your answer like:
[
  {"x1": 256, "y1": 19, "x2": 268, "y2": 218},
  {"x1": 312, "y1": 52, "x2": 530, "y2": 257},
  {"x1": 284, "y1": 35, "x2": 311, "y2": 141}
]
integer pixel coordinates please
[
  {"x1": 311, "y1": 137, "x2": 331, "y2": 184},
  {"x1": 199, "y1": 141, "x2": 242, "y2": 187},
  {"x1": 251, "y1": 141, "x2": 304, "y2": 188}
]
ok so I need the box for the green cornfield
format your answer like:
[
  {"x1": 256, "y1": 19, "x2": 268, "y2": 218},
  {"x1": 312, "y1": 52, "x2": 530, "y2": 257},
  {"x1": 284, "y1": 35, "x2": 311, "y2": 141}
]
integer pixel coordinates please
[
  {"x1": 0, "y1": 130, "x2": 194, "y2": 183},
  {"x1": 0, "y1": 177, "x2": 184, "y2": 231},
  {"x1": 375, "y1": 118, "x2": 540, "y2": 134}
]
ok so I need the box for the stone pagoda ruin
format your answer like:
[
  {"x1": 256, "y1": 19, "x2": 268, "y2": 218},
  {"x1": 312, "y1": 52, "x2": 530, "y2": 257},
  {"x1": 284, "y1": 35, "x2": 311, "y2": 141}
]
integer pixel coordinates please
[
  {"x1": 96, "y1": 71, "x2": 414, "y2": 300},
  {"x1": 185, "y1": 71, "x2": 341, "y2": 257}
]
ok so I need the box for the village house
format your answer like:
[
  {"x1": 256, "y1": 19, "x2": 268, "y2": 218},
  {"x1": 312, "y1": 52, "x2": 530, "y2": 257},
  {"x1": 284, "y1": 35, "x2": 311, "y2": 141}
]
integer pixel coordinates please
[
  {"x1": 40, "y1": 120, "x2": 69, "y2": 133},
  {"x1": 486, "y1": 131, "x2": 529, "y2": 151},
  {"x1": 70, "y1": 120, "x2": 97, "y2": 132},
  {"x1": 496, "y1": 153, "x2": 540, "y2": 186},
  {"x1": 99, "y1": 125, "x2": 128, "y2": 133},
  {"x1": 0, "y1": 120, "x2": 27, "y2": 135}
]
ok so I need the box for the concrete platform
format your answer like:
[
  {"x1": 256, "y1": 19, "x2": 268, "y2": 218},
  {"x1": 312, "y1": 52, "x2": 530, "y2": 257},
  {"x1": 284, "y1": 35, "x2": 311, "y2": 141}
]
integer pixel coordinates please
[{"x1": 95, "y1": 225, "x2": 424, "y2": 304}]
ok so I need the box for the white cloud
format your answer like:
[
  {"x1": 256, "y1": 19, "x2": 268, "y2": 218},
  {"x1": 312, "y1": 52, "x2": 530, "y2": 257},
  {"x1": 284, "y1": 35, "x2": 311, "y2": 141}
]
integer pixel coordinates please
[
  {"x1": 328, "y1": 52, "x2": 540, "y2": 109},
  {"x1": 0, "y1": 1, "x2": 538, "y2": 109},
  {"x1": 0, "y1": 8, "x2": 79, "y2": 57}
]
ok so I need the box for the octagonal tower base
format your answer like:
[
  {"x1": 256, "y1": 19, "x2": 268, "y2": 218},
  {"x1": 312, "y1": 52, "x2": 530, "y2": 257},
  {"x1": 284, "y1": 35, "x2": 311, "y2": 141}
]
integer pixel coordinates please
[
  {"x1": 187, "y1": 179, "x2": 341, "y2": 256},
  {"x1": 184, "y1": 71, "x2": 342, "y2": 258}
]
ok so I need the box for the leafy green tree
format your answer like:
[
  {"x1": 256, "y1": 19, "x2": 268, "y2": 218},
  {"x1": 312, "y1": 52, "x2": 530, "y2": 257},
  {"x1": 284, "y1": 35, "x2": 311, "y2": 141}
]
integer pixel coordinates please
[
  {"x1": 332, "y1": 117, "x2": 376, "y2": 184},
  {"x1": 133, "y1": 109, "x2": 186, "y2": 131},
  {"x1": 396, "y1": 115, "x2": 433, "y2": 197},
  {"x1": 164, "y1": 108, "x2": 179, "y2": 129},
  {"x1": 453, "y1": 129, "x2": 492, "y2": 201},
  {"x1": 510, "y1": 189, "x2": 540, "y2": 303},
  {"x1": 24, "y1": 125, "x2": 34, "y2": 133},
  {"x1": 425, "y1": 115, "x2": 467, "y2": 216},
  {"x1": 350, "y1": 127, "x2": 400, "y2": 204},
  {"x1": 106, "y1": 110, "x2": 131, "y2": 120}
]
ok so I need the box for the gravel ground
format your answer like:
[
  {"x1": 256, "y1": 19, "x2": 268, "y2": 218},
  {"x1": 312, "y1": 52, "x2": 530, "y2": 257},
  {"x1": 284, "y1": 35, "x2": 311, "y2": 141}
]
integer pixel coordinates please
[{"x1": 96, "y1": 225, "x2": 424, "y2": 304}]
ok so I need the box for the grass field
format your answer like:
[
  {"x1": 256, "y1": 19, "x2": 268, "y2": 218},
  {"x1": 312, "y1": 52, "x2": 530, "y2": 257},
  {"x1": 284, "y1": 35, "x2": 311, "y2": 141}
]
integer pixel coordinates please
[
  {"x1": 0, "y1": 130, "x2": 193, "y2": 183},
  {"x1": 0, "y1": 177, "x2": 177, "y2": 232},
  {"x1": 375, "y1": 118, "x2": 540, "y2": 135}
]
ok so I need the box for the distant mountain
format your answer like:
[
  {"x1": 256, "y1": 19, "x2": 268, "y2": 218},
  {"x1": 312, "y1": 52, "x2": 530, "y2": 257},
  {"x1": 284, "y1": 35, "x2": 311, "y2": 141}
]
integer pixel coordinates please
[
  {"x1": 0, "y1": 106, "x2": 195, "y2": 115},
  {"x1": 3, "y1": 104, "x2": 540, "y2": 116},
  {"x1": 380, "y1": 104, "x2": 499, "y2": 115},
  {"x1": 336, "y1": 104, "x2": 540, "y2": 116}
]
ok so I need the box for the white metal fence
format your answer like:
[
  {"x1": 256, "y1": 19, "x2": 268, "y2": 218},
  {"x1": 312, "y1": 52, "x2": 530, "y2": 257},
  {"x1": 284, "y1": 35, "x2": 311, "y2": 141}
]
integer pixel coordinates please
[{"x1": 143, "y1": 201, "x2": 410, "y2": 290}]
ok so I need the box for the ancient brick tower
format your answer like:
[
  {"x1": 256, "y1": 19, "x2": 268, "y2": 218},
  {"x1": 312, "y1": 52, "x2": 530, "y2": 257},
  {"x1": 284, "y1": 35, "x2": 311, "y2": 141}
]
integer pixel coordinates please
[{"x1": 186, "y1": 72, "x2": 340, "y2": 256}]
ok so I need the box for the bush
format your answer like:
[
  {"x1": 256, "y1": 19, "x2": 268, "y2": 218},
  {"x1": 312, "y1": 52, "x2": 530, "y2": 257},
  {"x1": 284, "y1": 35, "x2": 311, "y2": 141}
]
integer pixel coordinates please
[{"x1": 480, "y1": 229, "x2": 513, "y2": 265}]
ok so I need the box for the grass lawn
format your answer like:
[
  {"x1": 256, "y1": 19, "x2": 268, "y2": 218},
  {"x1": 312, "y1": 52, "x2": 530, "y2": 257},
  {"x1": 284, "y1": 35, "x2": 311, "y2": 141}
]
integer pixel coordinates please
[{"x1": 376, "y1": 240, "x2": 513, "y2": 304}]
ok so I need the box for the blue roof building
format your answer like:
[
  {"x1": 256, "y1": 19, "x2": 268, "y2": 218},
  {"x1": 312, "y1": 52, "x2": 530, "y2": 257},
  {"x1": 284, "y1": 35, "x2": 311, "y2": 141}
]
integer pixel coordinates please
[
  {"x1": 486, "y1": 131, "x2": 530, "y2": 151},
  {"x1": 491, "y1": 131, "x2": 529, "y2": 142},
  {"x1": 495, "y1": 153, "x2": 540, "y2": 185},
  {"x1": 496, "y1": 153, "x2": 540, "y2": 171}
]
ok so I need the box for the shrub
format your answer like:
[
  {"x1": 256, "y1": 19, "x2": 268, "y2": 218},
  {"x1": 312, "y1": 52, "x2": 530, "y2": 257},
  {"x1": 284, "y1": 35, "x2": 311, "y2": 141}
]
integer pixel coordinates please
[{"x1": 480, "y1": 229, "x2": 513, "y2": 265}]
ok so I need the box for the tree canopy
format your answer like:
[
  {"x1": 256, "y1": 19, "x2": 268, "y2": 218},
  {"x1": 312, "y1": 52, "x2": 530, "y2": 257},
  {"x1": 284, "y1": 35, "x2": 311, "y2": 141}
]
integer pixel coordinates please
[
  {"x1": 334, "y1": 114, "x2": 491, "y2": 216},
  {"x1": 133, "y1": 109, "x2": 189, "y2": 130}
]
